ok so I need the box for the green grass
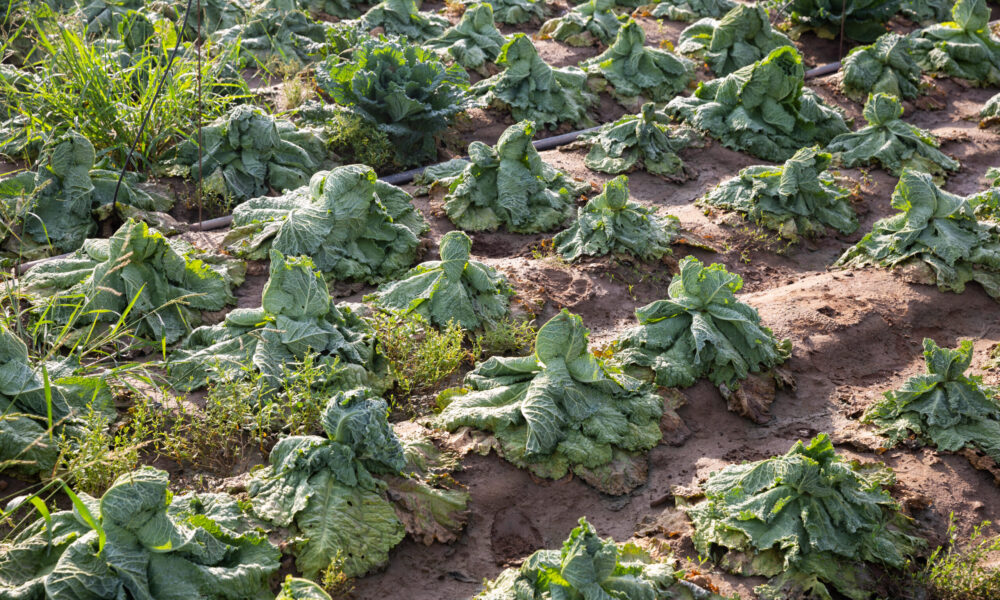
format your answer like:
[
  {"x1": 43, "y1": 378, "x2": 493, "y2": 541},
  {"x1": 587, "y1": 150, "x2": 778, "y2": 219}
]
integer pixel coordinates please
[{"x1": 912, "y1": 515, "x2": 1000, "y2": 600}]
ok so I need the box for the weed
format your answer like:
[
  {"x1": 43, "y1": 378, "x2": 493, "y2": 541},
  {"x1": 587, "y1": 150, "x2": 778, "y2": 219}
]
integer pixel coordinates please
[
  {"x1": 321, "y1": 551, "x2": 356, "y2": 599},
  {"x1": 324, "y1": 111, "x2": 396, "y2": 173},
  {"x1": 912, "y1": 514, "x2": 1000, "y2": 600},
  {"x1": 472, "y1": 316, "x2": 537, "y2": 359}
]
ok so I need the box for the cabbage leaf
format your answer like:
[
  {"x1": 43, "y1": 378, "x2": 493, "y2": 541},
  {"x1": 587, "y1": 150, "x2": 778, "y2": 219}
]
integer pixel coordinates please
[
  {"x1": 225, "y1": 164, "x2": 428, "y2": 283},
  {"x1": 538, "y1": 0, "x2": 625, "y2": 47},
  {"x1": 826, "y1": 93, "x2": 958, "y2": 177},
  {"x1": 426, "y1": 3, "x2": 508, "y2": 73},
  {"x1": 461, "y1": 0, "x2": 544, "y2": 24},
  {"x1": 214, "y1": 5, "x2": 330, "y2": 68},
  {"x1": 683, "y1": 434, "x2": 923, "y2": 600},
  {"x1": 554, "y1": 175, "x2": 679, "y2": 262},
  {"x1": 834, "y1": 169, "x2": 1000, "y2": 299},
  {"x1": 841, "y1": 33, "x2": 924, "y2": 103},
  {"x1": 360, "y1": 0, "x2": 449, "y2": 42},
  {"x1": 784, "y1": 0, "x2": 899, "y2": 42},
  {"x1": 675, "y1": 4, "x2": 794, "y2": 76},
  {"x1": 911, "y1": 0, "x2": 1000, "y2": 86},
  {"x1": 900, "y1": 0, "x2": 953, "y2": 23},
  {"x1": 636, "y1": 0, "x2": 736, "y2": 22},
  {"x1": 665, "y1": 46, "x2": 848, "y2": 162},
  {"x1": 698, "y1": 146, "x2": 857, "y2": 239},
  {"x1": 981, "y1": 92, "x2": 1000, "y2": 128},
  {"x1": 366, "y1": 231, "x2": 513, "y2": 330},
  {"x1": 436, "y1": 309, "x2": 668, "y2": 495}
]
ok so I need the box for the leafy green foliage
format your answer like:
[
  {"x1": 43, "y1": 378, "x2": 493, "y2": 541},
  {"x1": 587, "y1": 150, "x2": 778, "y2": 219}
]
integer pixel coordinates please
[
  {"x1": 441, "y1": 121, "x2": 587, "y2": 233},
  {"x1": 553, "y1": 175, "x2": 679, "y2": 262},
  {"x1": 538, "y1": 0, "x2": 625, "y2": 47},
  {"x1": 1, "y1": 131, "x2": 171, "y2": 258},
  {"x1": 0, "y1": 467, "x2": 280, "y2": 600},
  {"x1": 168, "y1": 251, "x2": 390, "y2": 395},
  {"x1": 665, "y1": 46, "x2": 848, "y2": 162},
  {"x1": 684, "y1": 434, "x2": 922, "y2": 600},
  {"x1": 360, "y1": 0, "x2": 449, "y2": 42},
  {"x1": 835, "y1": 169, "x2": 1000, "y2": 299},
  {"x1": 426, "y1": 3, "x2": 506, "y2": 72},
  {"x1": 827, "y1": 93, "x2": 959, "y2": 177},
  {"x1": 640, "y1": 0, "x2": 736, "y2": 22},
  {"x1": 699, "y1": 146, "x2": 857, "y2": 239},
  {"x1": 296, "y1": 0, "x2": 366, "y2": 19},
  {"x1": 0, "y1": 324, "x2": 113, "y2": 476},
  {"x1": 295, "y1": 101, "x2": 396, "y2": 172},
  {"x1": 476, "y1": 517, "x2": 726, "y2": 600},
  {"x1": 915, "y1": 516, "x2": 1000, "y2": 600},
  {"x1": 317, "y1": 36, "x2": 469, "y2": 166},
  {"x1": 225, "y1": 164, "x2": 428, "y2": 283},
  {"x1": 675, "y1": 4, "x2": 794, "y2": 76},
  {"x1": 575, "y1": 103, "x2": 699, "y2": 180},
  {"x1": 249, "y1": 389, "x2": 468, "y2": 577},
  {"x1": 436, "y1": 309, "x2": 666, "y2": 495},
  {"x1": 173, "y1": 105, "x2": 327, "y2": 203},
  {"x1": 277, "y1": 576, "x2": 334, "y2": 600},
  {"x1": 981, "y1": 92, "x2": 1000, "y2": 128},
  {"x1": 864, "y1": 338, "x2": 1000, "y2": 462},
  {"x1": 841, "y1": 33, "x2": 924, "y2": 103},
  {"x1": 785, "y1": 0, "x2": 900, "y2": 42},
  {"x1": 21, "y1": 219, "x2": 242, "y2": 345},
  {"x1": 615, "y1": 256, "x2": 790, "y2": 390},
  {"x1": 900, "y1": 0, "x2": 954, "y2": 23},
  {"x1": 462, "y1": 0, "x2": 545, "y2": 24},
  {"x1": 214, "y1": 5, "x2": 331, "y2": 69},
  {"x1": 581, "y1": 19, "x2": 694, "y2": 105},
  {"x1": 367, "y1": 231, "x2": 514, "y2": 330},
  {"x1": 470, "y1": 34, "x2": 596, "y2": 129},
  {"x1": 912, "y1": 0, "x2": 1000, "y2": 86}
]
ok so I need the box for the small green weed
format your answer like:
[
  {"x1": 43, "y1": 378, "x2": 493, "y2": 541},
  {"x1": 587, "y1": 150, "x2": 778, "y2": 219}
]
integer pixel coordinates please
[
  {"x1": 912, "y1": 515, "x2": 1000, "y2": 600},
  {"x1": 473, "y1": 316, "x2": 536, "y2": 359}
]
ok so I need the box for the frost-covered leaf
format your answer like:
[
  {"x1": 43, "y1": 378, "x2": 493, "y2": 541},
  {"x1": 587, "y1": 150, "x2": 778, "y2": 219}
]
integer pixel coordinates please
[
  {"x1": 785, "y1": 0, "x2": 899, "y2": 42},
  {"x1": 225, "y1": 164, "x2": 428, "y2": 283},
  {"x1": 436, "y1": 309, "x2": 669, "y2": 495},
  {"x1": 554, "y1": 175, "x2": 679, "y2": 262},
  {"x1": 214, "y1": 4, "x2": 332, "y2": 68},
  {"x1": 461, "y1": 0, "x2": 545, "y2": 24},
  {"x1": 441, "y1": 121, "x2": 587, "y2": 233},
  {"x1": 699, "y1": 146, "x2": 857, "y2": 239},
  {"x1": 675, "y1": 4, "x2": 794, "y2": 76},
  {"x1": 665, "y1": 46, "x2": 848, "y2": 162},
  {"x1": 635, "y1": 0, "x2": 736, "y2": 22},
  {"x1": 575, "y1": 103, "x2": 700, "y2": 180},
  {"x1": 172, "y1": 105, "x2": 327, "y2": 203},
  {"x1": 538, "y1": 0, "x2": 626, "y2": 46},
  {"x1": 865, "y1": 338, "x2": 1000, "y2": 463},
  {"x1": 581, "y1": 19, "x2": 694, "y2": 106},
  {"x1": 366, "y1": 230, "x2": 513, "y2": 330},
  {"x1": 21, "y1": 219, "x2": 241, "y2": 344},
  {"x1": 614, "y1": 256, "x2": 791, "y2": 413},
  {"x1": 470, "y1": 34, "x2": 596, "y2": 129},
  {"x1": 168, "y1": 251, "x2": 390, "y2": 395},
  {"x1": 317, "y1": 36, "x2": 469, "y2": 166},
  {"x1": 836, "y1": 169, "x2": 1000, "y2": 298},
  {"x1": 360, "y1": 0, "x2": 449, "y2": 41},
  {"x1": 981, "y1": 92, "x2": 1000, "y2": 128},
  {"x1": 827, "y1": 93, "x2": 958, "y2": 177},
  {"x1": 249, "y1": 390, "x2": 466, "y2": 577},
  {"x1": 426, "y1": 3, "x2": 508, "y2": 72},
  {"x1": 841, "y1": 33, "x2": 924, "y2": 103},
  {"x1": 684, "y1": 434, "x2": 923, "y2": 600},
  {"x1": 911, "y1": 0, "x2": 1000, "y2": 86},
  {"x1": 0, "y1": 467, "x2": 280, "y2": 600}
]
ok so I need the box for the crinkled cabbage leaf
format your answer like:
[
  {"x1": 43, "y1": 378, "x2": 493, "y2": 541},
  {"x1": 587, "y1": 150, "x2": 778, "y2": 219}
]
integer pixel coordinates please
[
  {"x1": 981, "y1": 92, "x2": 1000, "y2": 128},
  {"x1": 360, "y1": 0, "x2": 449, "y2": 41},
  {"x1": 841, "y1": 33, "x2": 924, "y2": 102},
  {"x1": 214, "y1": 5, "x2": 331, "y2": 68},
  {"x1": 785, "y1": 0, "x2": 899, "y2": 42},
  {"x1": 635, "y1": 0, "x2": 736, "y2": 22},
  {"x1": 911, "y1": 0, "x2": 1000, "y2": 86},
  {"x1": 676, "y1": 4, "x2": 794, "y2": 76},
  {"x1": 461, "y1": 0, "x2": 544, "y2": 24},
  {"x1": 539, "y1": 0, "x2": 625, "y2": 46},
  {"x1": 426, "y1": 3, "x2": 508, "y2": 72}
]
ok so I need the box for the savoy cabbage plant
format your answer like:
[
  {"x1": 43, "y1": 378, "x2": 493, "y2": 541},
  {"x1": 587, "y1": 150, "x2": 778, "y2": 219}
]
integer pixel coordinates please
[
  {"x1": 366, "y1": 230, "x2": 513, "y2": 330},
  {"x1": 168, "y1": 251, "x2": 390, "y2": 395},
  {"x1": 682, "y1": 434, "x2": 923, "y2": 600},
  {"x1": 0, "y1": 324, "x2": 113, "y2": 477},
  {"x1": 214, "y1": 5, "x2": 330, "y2": 68},
  {"x1": 475, "y1": 517, "x2": 726, "y2": 600},
  {"x1": 538, "y1": 0, "x2": 625, "y2": 46},
  {"x1": 835, "y1": 169, "x2": 1000, "y2": 300},
  {"x1": 249, "y1": 389, "x2": 469, "y2": 578},
  {"x1": 225, "y1": 164, "x2": 428, "y2": 283},
  {"x1": 841, "y1": 33, "x2": 924, "y2": 103},
  {"x1": 665, "y1": 46, "x2": 848, "y2": 162},
  {"x1": 581, "y1": 19, "x2": 694, "y2": 107},
  {"x1": 784, "y1": 0, "x2": 899, "y2": 42},
  {"x1": 912, "y1": 0, "x2": 1000, "y2": 86},
  {"x1": 441, "y1": 121, "x2": 588, "y2": 233},
  {"x1": 426, "y1": 3, "x2": 508, "y2": 73},
  {"x1": 553, "y1": 175, "x2": 680, "y2": 262},
  {"x1": 675, "y1": 4, "x2": 794, "y2": 76},
  {"x1": 636, "y1": 0, "x2": 736, "y2": 22},
  {"x1": 698, "y1": 146, "x2": 857, "y2": 239},
  {"x1": 900, "y1": 0, "x2": 954, "y2": 23},
  {"x1": 470, "y1": 34, "x2": 596, "y2": 129},
  {"x1": 826, "y1": 93, "x2": 958, "y2": 177},
  {"x1": 574, "y1": 103, "x2": 700, "y2": 180},
  {"x1": 614, "y1": 256, "x2": 791, "y2": 422},
  {"x1": 461, "y1": 0, "x2": 545, "y2": 24},
  {"x1": 0, "y1": 467, "x2": 281, "y2": 600},
  {"x1": 0, "y1": 130, "x2": 171, "y2": 258},
  {"x1": 360, "y1": 0, "x2": 449, "y2": 42},
  {"x1": 172, "y1": 105, "x2": 327, "y2": 203},
  {"x1": 436, "y1": 309, "x2": 669, "y2": 495},
  {"x1": 864, "y1": 338, "x2": 1000, "y2": 464},
  {"x1": 21, "y1": 219, "x2": 242, "y2": 345},
  {"x1": 317, "y1": 36, "x2": 469, "y2": 166},
  {"x1": 981, "y1": 92, "x2": 1000, "y2": 128}
]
